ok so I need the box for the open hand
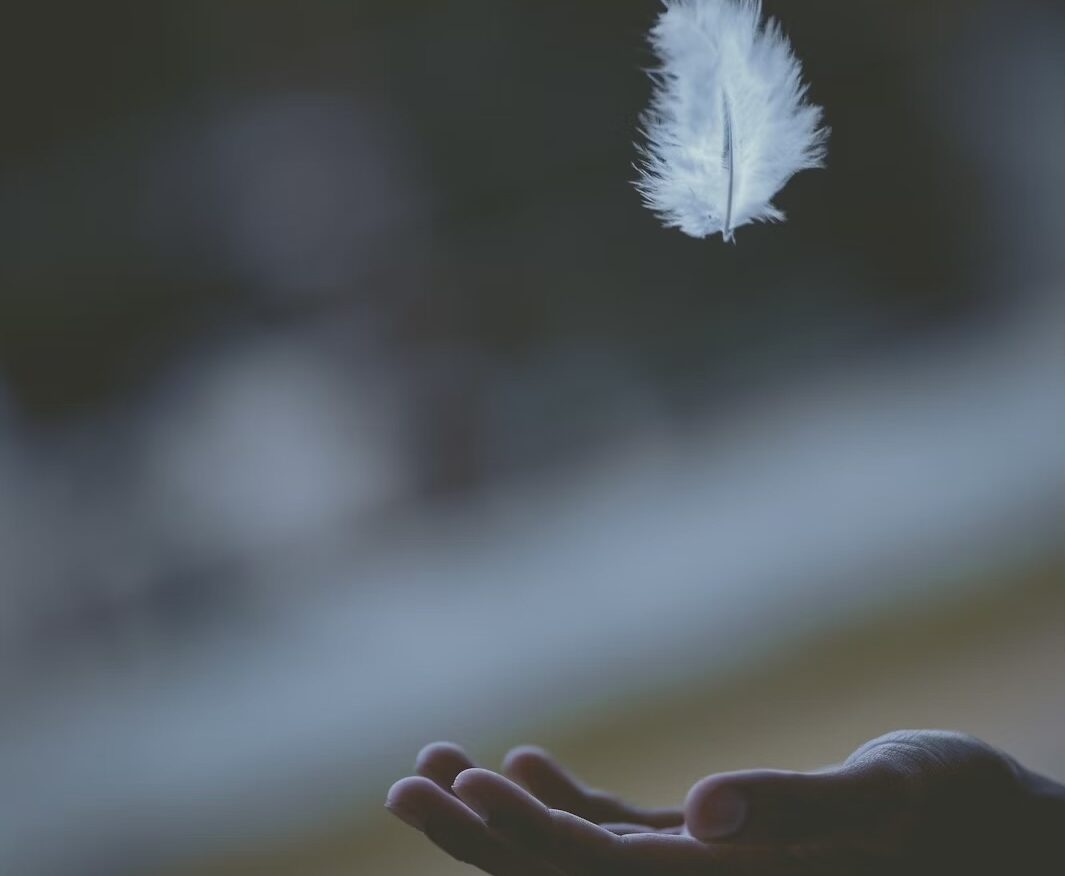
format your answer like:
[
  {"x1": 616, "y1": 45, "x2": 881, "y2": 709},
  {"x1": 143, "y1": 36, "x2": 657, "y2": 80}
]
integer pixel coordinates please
[{"x1": 386, "y1": 730, "x2": 1064, "y2": 874}]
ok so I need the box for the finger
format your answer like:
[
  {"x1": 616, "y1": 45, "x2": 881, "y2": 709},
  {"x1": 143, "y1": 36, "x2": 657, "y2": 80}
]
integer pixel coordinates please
[
  {"x1": 503, "y1": 746, "x2": 683, "y2": 828},
  {"x1": 416, "y1": 741, "x2": 477, "y2": 792},
  {"x1": 455, "y1": 767, "x2": 621, "y2": 875},
  {"x1": 600, "y1": 822, "x2": 684, "y2": 836},
  {"x1": 386, "y1": 776, "x2": 555, "y2": 876},
  {"x1": 684, "y1": 760, "x2": 908, "y2": 844}
]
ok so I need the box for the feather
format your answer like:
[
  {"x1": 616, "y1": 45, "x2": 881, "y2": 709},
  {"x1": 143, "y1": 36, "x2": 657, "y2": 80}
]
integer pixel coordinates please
[{"x1": 634, "y1": 0, "x2": 827, "y2": 241}]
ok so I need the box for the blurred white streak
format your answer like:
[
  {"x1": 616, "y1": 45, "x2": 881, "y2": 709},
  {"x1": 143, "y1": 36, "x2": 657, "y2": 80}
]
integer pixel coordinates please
[{"x1": 0, "y1": 287, "x2": 1059, "y2": 876}]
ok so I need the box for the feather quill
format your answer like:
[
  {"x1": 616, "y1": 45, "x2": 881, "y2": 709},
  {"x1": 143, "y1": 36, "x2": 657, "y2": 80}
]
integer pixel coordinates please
[{"x1": 634, "y1": 0, "x2": 827, "y2": 241}]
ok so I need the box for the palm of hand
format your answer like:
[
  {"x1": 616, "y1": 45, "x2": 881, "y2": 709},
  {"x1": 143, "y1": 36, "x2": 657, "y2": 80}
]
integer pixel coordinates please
[{"x1": 386, "y1": 731, "x2": 1061, "y2": 875}]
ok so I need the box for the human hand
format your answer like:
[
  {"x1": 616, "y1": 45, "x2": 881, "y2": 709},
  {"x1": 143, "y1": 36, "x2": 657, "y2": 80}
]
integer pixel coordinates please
[
  {"x1": 385, "y1": 730, "x2": 1064, "y2": 874},
  {"x1": 386, "y1": 740, "x2": 684, "y2": 876}
]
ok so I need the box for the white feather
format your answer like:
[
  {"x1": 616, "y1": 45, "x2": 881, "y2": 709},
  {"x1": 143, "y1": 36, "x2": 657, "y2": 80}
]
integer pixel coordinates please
[{"x1": 634, "y1": 0, "x2": 827, "y2": 241}]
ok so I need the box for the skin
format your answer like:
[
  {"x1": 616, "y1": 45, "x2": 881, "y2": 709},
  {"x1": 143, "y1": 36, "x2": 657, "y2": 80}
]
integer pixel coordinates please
[{"x1": 386, "y1": 730, "x2": 1064, "y2": 875}]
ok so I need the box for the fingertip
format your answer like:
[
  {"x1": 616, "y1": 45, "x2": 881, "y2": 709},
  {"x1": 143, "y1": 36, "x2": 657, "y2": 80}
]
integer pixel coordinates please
[
  {"x1": 415, "y1": 741, "x2": 476, "y2": 790},
  {"x1": 685, "y1": 775, "x2": 748, "y2": 841},
  {"x1": 387, "y1": 775, "x2": 436, "y2": 806},
  {"x1": 386, "y1": 776, "x2": 440, "y2": 830},
  {"x1": 415, "y1": 740, "x2": 471, "y2": 770},
  {"x1": 452, "y1": 766, "x2": 497, "y2": 793},
  {"x1": 502, "y1": 744, "x2": 553, "y2": 776}
]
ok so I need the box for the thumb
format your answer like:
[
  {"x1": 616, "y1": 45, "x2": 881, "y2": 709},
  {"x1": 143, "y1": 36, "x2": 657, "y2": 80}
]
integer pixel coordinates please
[{"x1": 684, "y1": 758, "x2": 908, "y2": 843}]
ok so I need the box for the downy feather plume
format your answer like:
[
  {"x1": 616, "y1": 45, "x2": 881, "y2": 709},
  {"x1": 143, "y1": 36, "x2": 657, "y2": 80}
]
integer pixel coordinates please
[{"x1": 634, "y1": 0, "x2": 827, "y2": 241}]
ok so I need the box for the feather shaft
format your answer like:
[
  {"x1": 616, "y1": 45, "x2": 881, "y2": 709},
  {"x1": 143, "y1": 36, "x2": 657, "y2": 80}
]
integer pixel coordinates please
[{"x1": 722, "y1": 93, "x2": 735, "y2": 242}]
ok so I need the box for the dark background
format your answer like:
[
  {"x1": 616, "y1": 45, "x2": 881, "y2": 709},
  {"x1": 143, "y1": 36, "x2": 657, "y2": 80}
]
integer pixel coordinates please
[{"x1": 0, "y1": 3, "x2": 1061, "y2": 875}]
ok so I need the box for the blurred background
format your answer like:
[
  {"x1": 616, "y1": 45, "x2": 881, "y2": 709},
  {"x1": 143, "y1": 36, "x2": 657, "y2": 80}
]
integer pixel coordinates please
[{"x1": 0, "y1": 1, "x2": 1062, "y2": 874}]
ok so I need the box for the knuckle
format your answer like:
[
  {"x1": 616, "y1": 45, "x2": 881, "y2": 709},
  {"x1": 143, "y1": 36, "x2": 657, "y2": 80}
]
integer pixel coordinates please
[{"x1": 847, "y1": 730, "x2": 1021, "y2": 807}]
